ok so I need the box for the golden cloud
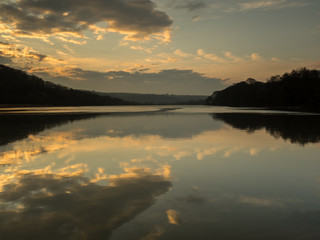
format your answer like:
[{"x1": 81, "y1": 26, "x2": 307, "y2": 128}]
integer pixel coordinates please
[{"x1": 0, "y1": 0, "x2": 173, "y2": 43}]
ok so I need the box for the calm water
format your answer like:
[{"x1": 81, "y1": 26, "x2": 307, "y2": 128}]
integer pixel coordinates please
[{"x1": 1, "y1": 106, "x2": 320, "y2": 240}]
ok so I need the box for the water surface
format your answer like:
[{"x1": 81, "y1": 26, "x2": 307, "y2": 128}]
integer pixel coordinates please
[{"x1": 1, "y1": 106, "x2": 320, "y2": 239}]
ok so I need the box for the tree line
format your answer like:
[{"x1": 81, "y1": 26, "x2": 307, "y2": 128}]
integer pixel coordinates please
[
  {"x1": 206, "y1": 68, "x2": 320, "y2": 112},
  {"x1": 0, "y1": 64, "x2": 128, "y2": 106}
]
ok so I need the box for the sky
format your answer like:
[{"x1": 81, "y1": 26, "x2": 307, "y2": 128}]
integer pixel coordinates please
[{"x1": 0, "y1": 0, "x2": 319, "y2": 95}]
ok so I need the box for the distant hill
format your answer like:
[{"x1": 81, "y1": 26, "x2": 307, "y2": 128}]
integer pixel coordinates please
[
  {"x1": 100, "y1": 92, "x2": 207, "y2": 105},
  {"x1": 0, "y1": 64, "x2": 128, "y2": 106},
  {"x1": 206, "y1": 68, "x2": 320, "y2": 112}
]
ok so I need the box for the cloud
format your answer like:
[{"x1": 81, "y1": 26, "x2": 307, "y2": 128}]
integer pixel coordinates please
[
  {"x1": 0, "y1": 44, "x2": 47, "y2": 62},
  {"x1": 240, "y1": 0, "x2": 288, "y2": 11},
  {"x1": 175, "y1": 1, "x2": 207, "y2": 11},
  {"x1": 0, "y1": 55, "x2": 12, "y2": 64},
  {"x1": 0, "y1": 41, "x2": 11, "y2": 46},
  {"x1": 173, "y1": 49, "x2": 192, "y2": 58},
  {"x1": 197, "y1": 49, "x2": 254, "y2": 63},
  {"x1": 197, "y1": 49, "x2": 221, "y2": 61},
  {"x1": 130, "y1": 45, "x2": 153, "y2": 53},
  {"x1": 271, "y1": 57, "x2": 281, "y2": 62},
  {"x1": 145, "y1": 54, "x2": 178, "y2": 64},
  {"x1": 0, "y1": 0, "x2": 173, "y2": 42},
  {"x1": 0, "y1": 42, "x2": 63, "y2": 66},
  {"x1": 250, "y1": 53, "x2": 262, "y2": 61},
  {"x1": 225, "y1": 0, "x2": 307, "y2": 12},
  {"x1": 55, "y1": 36, "x2": 87, "y2": 45},
  {"x1": 31, "y1": 67, "x2": 226, "y2": 95},
  {"x1": 223, "y1": 51, "x2": 243, "y2": 62}
]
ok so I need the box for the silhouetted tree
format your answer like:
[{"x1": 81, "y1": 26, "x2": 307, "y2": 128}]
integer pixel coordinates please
[
  {"x1": 0, "y1": 64, "x2": 130, "y2": 106},
  {"x1": 206, "y1": 68, "x2": 320, "y2": 112}
]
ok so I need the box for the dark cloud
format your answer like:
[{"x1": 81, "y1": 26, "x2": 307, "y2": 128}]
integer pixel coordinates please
[
  {"x1": 0, "y1": 0, "x2": 173, "y2": 40},
  {"x1": 0, "y1": 170, "x2": 171, "y2": 239},
  {"x1": 175, "y1": 1, "x2": 207, "y2": 11},
  {"x1": 0, "y1": 42, "x2": 12, "y2": 64},
  {"x1": 34, "y1": 67, "x2": 225, "y2": 95},
  {"x1": 0, "y1": 41, "x2": 11, "y2": 46},
  {"x1": 0, "y1": 54, "x2": 12, "y2": 64}
]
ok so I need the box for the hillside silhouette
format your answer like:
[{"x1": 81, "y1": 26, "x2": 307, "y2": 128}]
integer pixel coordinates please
[
  {"x1": 102, "y1": 92, "x2": 206, "y2": 105},
  {"x1": 0, "y1": 64, "x2": 128, "y2": 106},
  {"x1": 206, "y1": 68, "x2": 320, "y2": 112}
]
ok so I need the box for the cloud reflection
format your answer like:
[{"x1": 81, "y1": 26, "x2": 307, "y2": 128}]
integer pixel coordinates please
[
  {"x1": 0, "y1": 167, "x2": 171, "y2": 239},
  {"x1": 166, "y1": 209, "x2": 181, "y2": 225},
  {"x1": 238, "y1": 196, "x2": 284, "y2": 207},
  {"x1": 0, "y1": 113, "x2": 99, "y2": 147},
  {"x1": 0, "y1": 130, "x2": 78, "y2": 168}
]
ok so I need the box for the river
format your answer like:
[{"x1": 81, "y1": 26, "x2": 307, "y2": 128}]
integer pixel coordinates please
[{"x1": 0, "y1": 106, "x2": 320, "y2": 239}]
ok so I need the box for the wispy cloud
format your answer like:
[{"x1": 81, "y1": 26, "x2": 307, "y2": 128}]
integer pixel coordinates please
[
  {"x1": 174, "y1": 49, "x2": 192, "y2": 58},
  {"x1": 197, "y1": 49, "x2": 222, "y2": 61},
  {"x1": 0, "y1": 41, "x2": 63, "y2": 66},
  {"x1": 223, "y1": 51, "x2": 244, "y2": 62},
  {"x1": 130, "y1": 45, "x2": 154, "y2": 53},
  {"x1": 0, "y1": 43, "x2": 45, "y2": 62},
  {"x1": 225, "y1": 0, "x2": 308, "y2": 12},
  {"x1": 250, "y1": 53, "x2": 262, "y2": 61},
  {"x1": 271, "y1": 57, "x2": 281, "y2": 62},
  {"x1": 55, "y1": 36, "x2": 87, "y2": 45}
]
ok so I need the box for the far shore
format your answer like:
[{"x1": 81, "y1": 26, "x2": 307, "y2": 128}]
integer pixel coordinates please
[
  {"x1": 1, "y1": 104, "x2": 320, "y2": 114},
  {"x1": 0, "y1": 104, "x2": 55, "y2": 108}
]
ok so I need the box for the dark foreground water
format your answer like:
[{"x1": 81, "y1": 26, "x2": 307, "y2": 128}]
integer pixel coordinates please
[{"x1": 1, "y1": 106, "x2": 320, "y2": 240}]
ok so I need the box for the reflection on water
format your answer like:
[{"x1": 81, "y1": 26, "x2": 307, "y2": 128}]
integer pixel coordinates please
[
  {"x1": 0, "y1": 169, "x2": 171, "y2": 239},
  {"x1": 1, "y1": 106, "x2": 320, "y2": 239},
  {"x1": 0, "y1": 113, "x2": 101, "y2": 146},
  {"x1": 213, "y1": 113, "x2": 320, "y2": 145}
]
